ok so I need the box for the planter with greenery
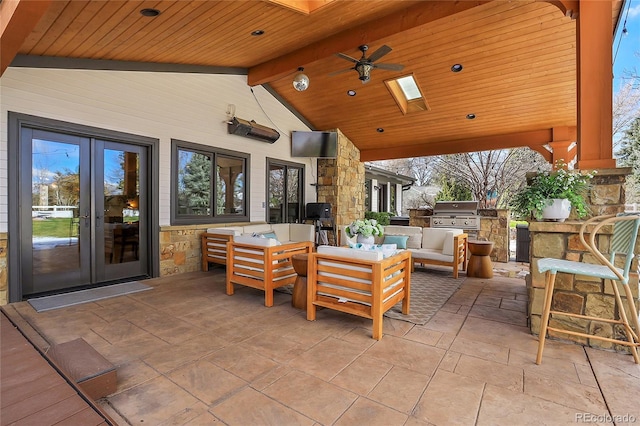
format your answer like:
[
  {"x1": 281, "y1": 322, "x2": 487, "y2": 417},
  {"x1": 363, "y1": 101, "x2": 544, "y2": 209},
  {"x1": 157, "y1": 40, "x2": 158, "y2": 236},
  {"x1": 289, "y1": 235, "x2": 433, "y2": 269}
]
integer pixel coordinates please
[
  {"x1": 346, "y1": 218, "x2": 384, "y2": 244},
  {"x1": 511, "y1": 161, "x2": 596, "y2": 221}
]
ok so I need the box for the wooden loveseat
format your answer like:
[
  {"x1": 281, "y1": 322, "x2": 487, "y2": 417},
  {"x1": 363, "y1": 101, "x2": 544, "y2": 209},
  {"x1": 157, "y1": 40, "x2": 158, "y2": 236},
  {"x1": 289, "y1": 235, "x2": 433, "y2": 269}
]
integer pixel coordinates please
[
  {"x1": 306, "y1": 246, "x2": 412, "y2": 340},
  {"x1": 226, "y1": 236, "x2": 313, "y2": 307},
  {"x1": 201, "y1": 223, "x2": 314, "y2": 271}
]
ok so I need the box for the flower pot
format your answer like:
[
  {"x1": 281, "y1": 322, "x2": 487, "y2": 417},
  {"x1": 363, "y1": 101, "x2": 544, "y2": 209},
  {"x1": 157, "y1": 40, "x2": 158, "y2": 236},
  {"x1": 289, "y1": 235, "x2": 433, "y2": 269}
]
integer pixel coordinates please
[
  {"x1": 356, "y1": 235, "x2": 375, "y2": 245},
  {"x1": 540, "y1": 198, "x2": 571, "y2": 222}
]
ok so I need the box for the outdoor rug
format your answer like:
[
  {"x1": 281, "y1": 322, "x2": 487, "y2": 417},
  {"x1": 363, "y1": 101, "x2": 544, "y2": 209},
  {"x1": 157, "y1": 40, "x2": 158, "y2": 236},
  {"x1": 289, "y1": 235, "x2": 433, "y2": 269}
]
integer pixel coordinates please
[
  {"x1": 28, "y1": 281, "x2": 152, "y2": 313},
  {"x1": 384, "y1": 268, "x2": 466, "y2": 325}
]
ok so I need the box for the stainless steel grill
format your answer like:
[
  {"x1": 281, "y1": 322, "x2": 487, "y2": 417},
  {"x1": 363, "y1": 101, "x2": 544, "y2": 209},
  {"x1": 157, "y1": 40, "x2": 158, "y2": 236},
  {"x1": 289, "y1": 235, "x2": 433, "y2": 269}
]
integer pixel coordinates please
[{"x1": 431, "y1": 201, "x2": 480, "y2": 231}]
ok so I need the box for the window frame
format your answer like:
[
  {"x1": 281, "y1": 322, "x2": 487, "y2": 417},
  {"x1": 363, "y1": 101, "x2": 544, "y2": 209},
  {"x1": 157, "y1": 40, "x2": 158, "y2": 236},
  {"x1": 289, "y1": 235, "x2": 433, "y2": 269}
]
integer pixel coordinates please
[
  {"x1": 265, "y1": 158, "x2": 305, "y2": 224},
  {"x1": 171, "y1": 139, "x2": 250, "y2": 225}
]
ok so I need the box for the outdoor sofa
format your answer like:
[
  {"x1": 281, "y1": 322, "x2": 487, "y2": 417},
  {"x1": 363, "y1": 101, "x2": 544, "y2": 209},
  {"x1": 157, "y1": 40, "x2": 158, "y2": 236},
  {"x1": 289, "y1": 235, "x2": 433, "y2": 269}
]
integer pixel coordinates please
[{"x1": 340, "y1": 225, "x2": 468, "y2": 278}]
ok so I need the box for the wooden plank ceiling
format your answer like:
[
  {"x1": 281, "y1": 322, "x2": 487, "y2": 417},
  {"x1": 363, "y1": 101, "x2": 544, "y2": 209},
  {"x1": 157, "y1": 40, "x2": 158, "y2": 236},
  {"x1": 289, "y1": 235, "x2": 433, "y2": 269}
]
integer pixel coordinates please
[{"x1": 11, "y1": 0, "x2": 623, "y2": 161}]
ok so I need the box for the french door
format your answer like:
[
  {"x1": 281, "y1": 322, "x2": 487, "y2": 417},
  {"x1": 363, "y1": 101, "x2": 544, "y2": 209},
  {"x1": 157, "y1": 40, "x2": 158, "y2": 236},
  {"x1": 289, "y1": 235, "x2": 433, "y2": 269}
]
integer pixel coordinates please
[
  {"x1": 20, "y1": 128, "x2": 149, "y2": 296},
  {"x1": 267, "y1": 160, "x2": 304, "y2": 223}
]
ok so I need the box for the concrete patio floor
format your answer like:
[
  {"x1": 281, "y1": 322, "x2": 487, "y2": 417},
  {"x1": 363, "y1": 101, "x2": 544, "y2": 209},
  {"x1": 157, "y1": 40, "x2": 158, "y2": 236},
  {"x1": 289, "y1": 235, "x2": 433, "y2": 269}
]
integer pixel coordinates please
[{"x1": 4, "y1": 264, "x2": 640, "y2": 425}]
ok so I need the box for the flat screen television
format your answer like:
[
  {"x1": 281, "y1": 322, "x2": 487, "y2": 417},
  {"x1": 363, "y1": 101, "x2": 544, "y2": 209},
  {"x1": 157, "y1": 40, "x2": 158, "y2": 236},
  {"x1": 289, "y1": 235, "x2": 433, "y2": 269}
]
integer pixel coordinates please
[{"x1": 291, "y1": 131, "x2": 338, "y2": 158}]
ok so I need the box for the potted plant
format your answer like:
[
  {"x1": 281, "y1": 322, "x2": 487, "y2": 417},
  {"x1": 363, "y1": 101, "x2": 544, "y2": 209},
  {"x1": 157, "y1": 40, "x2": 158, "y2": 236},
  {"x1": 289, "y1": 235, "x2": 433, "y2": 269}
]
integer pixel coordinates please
[
  {"x1": 511, "y1": 161, "x2": 596, "y2": 221},
  {"x1": 345, "y1": 218, "x2": 384, "y2": 244}
]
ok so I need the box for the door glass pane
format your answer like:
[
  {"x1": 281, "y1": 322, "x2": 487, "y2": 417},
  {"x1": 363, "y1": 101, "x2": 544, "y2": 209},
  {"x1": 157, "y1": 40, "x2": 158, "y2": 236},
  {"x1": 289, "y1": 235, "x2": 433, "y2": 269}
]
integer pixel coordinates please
[
  {"x1": 31, "y1": 139, "x2": 80, "y2": 275},
  {"x1": 287, "y1": 168, "x2": 300, "y2": 223},
  {"x1": 217, "y1": 156, "x2": 244, "y2": 215},
  {"x1": 104, "y1": 149, "x2": 139, "y2": 264},
  {"x1": 268, "y1": 164, "x2": 285, "y2": 223},
  {"x1": 177, "y1": 149, "x2": 211, "y2": 215}
]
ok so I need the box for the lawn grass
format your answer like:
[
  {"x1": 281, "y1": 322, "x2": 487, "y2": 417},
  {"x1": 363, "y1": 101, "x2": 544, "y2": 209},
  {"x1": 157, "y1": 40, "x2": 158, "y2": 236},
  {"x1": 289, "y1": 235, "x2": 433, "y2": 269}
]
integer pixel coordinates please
[{"x1": 32, "y1": 218, "x2": 76, "y2": 238}]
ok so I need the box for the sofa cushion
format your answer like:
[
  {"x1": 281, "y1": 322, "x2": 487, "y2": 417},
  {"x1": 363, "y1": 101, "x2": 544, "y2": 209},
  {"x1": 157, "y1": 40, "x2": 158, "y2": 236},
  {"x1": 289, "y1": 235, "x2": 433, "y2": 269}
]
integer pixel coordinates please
[
  {"x1": 269, "y1": 224, "x2": 290, "y2": 242},
  {"x1": 409, "y1": 248, "x2": 454, "y2": 263},
  {"x1": 234, "y1": 235, "x2": 280, "y2": 247},
  {"x1": 383, "y1": 235, "x2": 409, "y2": 249},
  {"x1": 317, "y1": 245, "x2": 383, "y2": 261},
  {"x1": 441, "y1": 229, "x2": 463, "y2": 256},
  {"x1": 242, "y1": 224, "x2": 273, "y2": 235},
  {"x1": 384, "y1": 226, "x2": 422, "y2": 249},
  {"x1": 288, "y1": 223, "x2": 315, "y2": 242},
  {"x1": 206, "y1": 227, "x2": 242, "y2": 236}
]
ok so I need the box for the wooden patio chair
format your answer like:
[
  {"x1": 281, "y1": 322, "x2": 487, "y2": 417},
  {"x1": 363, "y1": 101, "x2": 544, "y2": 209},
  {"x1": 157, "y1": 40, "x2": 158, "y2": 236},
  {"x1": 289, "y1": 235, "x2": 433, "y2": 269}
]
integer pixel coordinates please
[{"x1": 536, "y1": 213, "x2": 640, "y2": 364}]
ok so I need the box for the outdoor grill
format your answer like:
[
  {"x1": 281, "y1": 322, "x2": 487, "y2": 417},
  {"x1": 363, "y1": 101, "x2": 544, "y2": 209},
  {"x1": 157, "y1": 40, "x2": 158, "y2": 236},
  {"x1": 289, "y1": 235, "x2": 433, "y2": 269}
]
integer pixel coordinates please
[{"x1": 431, "y1": 201, "x2": 481, "y2": 235}]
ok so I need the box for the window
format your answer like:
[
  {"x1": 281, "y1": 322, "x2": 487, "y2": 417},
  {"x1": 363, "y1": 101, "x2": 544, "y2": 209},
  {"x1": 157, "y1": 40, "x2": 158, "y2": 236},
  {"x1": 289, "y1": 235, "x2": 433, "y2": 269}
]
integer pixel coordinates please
[
  {"x1": 384, "y1": 74, "x2": 429, "y2": 114},
  {"x1": 267, "y1": 159, "x2": 304, "y2": 223},
  {"x1": 365, "y1": 180, "x2": 372, "y2": 211},
  {"x1": 171, "y1": 140, "x2": 249, "y2": 224}
]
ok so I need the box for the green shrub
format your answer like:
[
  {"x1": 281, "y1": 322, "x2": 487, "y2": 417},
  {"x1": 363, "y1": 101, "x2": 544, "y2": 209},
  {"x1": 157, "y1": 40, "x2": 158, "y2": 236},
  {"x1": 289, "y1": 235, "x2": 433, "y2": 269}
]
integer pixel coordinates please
[{"x1": 365, "y1": 211, "x2": 391, "y2": 226}]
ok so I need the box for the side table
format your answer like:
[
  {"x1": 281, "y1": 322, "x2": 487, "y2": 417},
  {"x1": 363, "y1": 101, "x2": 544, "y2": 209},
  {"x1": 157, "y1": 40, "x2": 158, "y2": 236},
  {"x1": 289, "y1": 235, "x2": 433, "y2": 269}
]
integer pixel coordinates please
[
  {"x1": 467, "y1": 240, "x2": 494, "y2": 278},
  {"x1": 291, "y1": 253, "x2": 309, "y2": 309}
]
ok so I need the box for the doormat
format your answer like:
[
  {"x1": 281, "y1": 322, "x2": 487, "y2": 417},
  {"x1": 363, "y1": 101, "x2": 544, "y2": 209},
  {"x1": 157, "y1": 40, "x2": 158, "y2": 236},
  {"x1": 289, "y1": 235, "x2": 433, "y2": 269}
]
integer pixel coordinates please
[
  {"x1": 28, "y1": 281, "x2": 152, "y2": 313},
  {"x1": 384, "y1": 268, "x2": 466, "y2": 325}
]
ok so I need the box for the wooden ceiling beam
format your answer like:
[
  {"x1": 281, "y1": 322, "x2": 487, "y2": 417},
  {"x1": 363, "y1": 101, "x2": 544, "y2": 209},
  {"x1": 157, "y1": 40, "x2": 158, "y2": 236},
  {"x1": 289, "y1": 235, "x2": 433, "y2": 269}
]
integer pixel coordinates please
[
  {"x1": 540, "y1": 0, "x2": 580, "y2": 18},
  {"x1": 247, "y1": 0, "x2": 489, "y2": 86},
  {"x1": 0, "y1": 0, "x2": 52, "y2": 76},
  {"x1": 359, "y1": 127, "x2": 577, "y2": 162}
]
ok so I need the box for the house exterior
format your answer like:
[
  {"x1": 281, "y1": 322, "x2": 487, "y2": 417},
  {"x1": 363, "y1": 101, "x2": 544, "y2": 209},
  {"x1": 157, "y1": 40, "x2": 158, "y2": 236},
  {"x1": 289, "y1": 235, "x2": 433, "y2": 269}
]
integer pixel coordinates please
[
  {"x1": 0, "y1": 69, "x2": 319, "y2": 303},
  {"x1": 364, "y1": 164, "x2": 415, "y2": 216}
]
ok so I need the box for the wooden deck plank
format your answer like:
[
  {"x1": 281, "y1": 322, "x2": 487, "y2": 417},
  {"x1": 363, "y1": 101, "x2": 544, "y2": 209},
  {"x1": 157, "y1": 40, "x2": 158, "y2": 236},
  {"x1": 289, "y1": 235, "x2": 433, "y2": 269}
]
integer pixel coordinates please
[{"x1": 0, "y1": 310, "x2": 115, "y2": 426}]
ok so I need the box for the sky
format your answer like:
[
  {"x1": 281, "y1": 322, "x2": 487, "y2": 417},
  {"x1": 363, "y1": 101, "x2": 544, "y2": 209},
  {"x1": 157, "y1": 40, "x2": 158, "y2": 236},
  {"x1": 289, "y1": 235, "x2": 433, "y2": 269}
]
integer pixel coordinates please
[{"x1": 613, "y1": 0, "x2": 640, "y2": 92}]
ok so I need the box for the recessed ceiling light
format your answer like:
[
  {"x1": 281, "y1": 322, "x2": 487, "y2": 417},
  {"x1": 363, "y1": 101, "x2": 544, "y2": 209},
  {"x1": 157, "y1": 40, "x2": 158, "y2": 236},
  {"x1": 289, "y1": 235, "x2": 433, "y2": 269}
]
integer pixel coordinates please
[
  {"x1": 347, "y1": 90, "x2": 356, "y2": 96},
  {"x1": 466, "y1": 113, "x2": 476, "y2": 120},
  {"x1": 376, "y1": 128, "x2": 384, "y2": 133},
  {"x1": 251, "y1": 30, "x2": 265, "y2": 36},
  {"x1": 140, "y1": 8, "x2": 160, "y2": 17},
  {"x1": 451, "y1": 64, "x2": 463, "y2": 72}
]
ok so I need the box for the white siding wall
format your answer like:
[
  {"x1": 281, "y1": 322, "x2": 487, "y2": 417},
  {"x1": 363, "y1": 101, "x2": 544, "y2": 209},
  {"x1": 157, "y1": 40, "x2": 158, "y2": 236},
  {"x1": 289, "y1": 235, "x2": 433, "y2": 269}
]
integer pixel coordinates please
[{"x1": 0, "y1": 68, "x2": 316, "y2": 231}]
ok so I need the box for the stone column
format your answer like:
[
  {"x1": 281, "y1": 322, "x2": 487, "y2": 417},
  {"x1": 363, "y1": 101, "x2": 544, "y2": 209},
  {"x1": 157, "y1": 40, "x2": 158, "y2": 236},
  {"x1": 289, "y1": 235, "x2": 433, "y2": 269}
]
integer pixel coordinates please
[{"x1": 317, "y1": 129, "x2": 364, "y2": 227}]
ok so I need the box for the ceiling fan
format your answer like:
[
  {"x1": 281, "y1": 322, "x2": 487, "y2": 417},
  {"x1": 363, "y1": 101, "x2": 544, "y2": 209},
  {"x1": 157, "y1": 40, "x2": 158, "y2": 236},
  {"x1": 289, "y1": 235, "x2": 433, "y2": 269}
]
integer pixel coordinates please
[{"x1": 330, "y1": 44, "x2": 405, "y2": 84}]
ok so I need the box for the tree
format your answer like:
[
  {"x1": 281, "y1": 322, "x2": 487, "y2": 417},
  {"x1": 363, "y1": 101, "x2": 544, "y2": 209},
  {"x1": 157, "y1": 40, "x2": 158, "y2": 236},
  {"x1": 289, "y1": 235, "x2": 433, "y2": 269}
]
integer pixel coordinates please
[
  {"x1": 179, "y1": 152, "x2": 211, "y2": 214},
  {"x1": 434, "y1": 177, "x2": 472, "y2": 202},
  {"x1": 433, "y1": 149, "x2": 547, "y2": 208},
  {"x1": 369, "y1": 157, "x2": 436, "y2": 186},
  {"x1": 616, "y1": 117, "x2": 640, "y2": 203},
  {"x1": 613, "y1": 78, "x2": 640, "y2": 145}
]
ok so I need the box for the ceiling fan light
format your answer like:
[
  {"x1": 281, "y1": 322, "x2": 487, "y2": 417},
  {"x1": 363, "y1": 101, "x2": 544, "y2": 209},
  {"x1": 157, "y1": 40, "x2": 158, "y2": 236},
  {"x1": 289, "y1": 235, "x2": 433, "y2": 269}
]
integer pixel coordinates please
[{"x1": 293, "y1": 68, "x2": 309, "y2": 91}]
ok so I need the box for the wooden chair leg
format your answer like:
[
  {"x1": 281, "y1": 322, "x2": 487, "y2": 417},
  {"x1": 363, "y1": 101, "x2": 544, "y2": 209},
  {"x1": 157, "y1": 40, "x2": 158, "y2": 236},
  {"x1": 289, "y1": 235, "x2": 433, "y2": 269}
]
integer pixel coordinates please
[
  {"x1": 622, "y1": 283, "x2": 640, "y2": 338},
  {"x1": 265, "y1": 288, "x2": 274, "y2": 307},
  {"x1": 536, "y1": 271, "x2": 557, "y2": 365},
  {"x1": 611, "y1": 281, "x2": 640, "y2": 364}
]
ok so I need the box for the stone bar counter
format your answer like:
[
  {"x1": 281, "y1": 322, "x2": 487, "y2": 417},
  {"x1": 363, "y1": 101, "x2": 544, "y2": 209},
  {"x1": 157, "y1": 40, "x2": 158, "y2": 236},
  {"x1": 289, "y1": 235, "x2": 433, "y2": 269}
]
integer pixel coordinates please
[{"x1": 527, "y1": 167, "x2": 639, "y2": 353}]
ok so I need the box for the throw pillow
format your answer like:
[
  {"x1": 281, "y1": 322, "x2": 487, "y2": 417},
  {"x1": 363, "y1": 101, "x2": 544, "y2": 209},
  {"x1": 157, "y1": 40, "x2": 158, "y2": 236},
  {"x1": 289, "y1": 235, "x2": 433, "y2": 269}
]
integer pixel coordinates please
[
  {"x1": 261, "y1": 231, "x2": 278, "y2": 241},
  {"x1": 383, "y1": 234, "x2": 409, "y2": 249}
]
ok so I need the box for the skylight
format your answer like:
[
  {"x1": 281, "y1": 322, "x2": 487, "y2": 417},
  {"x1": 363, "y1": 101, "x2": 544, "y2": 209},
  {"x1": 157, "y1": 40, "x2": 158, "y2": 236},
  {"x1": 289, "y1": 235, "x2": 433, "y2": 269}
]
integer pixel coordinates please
[
  {"x1": 396, "y1": 76, "x2": 421, "y2": 100},
  {"x1": 384, "y1": 74, "x2": 429, "y2": 114}
]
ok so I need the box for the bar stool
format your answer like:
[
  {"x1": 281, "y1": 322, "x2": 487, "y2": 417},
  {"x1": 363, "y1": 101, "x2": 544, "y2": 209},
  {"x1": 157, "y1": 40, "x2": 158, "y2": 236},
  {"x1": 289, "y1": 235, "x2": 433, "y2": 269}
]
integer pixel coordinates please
[{"x1": 536, "y1": 213, "x2": 640, "y2": 364}]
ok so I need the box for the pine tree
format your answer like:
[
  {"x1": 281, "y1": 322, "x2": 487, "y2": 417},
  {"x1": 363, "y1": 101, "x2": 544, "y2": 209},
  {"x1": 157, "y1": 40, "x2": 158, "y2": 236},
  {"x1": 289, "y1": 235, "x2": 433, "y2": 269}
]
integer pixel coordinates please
[
  {"x1": 616, "y1": 117, "x2": 640, "y2": 203},
  {"x1": 179, "y1": 153, "x2": 211, "y2": 214}
]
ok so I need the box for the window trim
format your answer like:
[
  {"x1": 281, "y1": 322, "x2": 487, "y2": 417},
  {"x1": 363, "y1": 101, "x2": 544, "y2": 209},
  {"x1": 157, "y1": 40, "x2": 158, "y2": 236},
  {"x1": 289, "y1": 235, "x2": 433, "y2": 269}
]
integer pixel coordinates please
[{"x1": 171, "y1": 139, "x2": 250, "y2": 225}]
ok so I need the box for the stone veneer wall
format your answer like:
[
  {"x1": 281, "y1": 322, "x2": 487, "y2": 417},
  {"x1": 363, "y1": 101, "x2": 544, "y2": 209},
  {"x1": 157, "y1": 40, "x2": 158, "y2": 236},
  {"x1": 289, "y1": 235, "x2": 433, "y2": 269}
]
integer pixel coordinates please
[
  {"x1": 477, "y1": 209, "x2": 509, "y2": 263},
  {"x1": 527, "y1": 167, "x2": 639, "y2": 352},
  {"x1": 0, "y1": 233, "x2": 7, "y2": 305},
  {"x1": 159, "y1": 223, "x2": 251, "y2": 277},
  {"x1": 317, "y1": 129, "x2": 364, "y2": 228}
]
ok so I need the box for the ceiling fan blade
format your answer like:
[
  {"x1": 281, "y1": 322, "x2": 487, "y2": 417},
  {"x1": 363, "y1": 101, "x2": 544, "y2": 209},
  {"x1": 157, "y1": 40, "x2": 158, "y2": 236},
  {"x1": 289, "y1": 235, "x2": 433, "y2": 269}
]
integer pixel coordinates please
[
  {"x1": 335, "y1": 52, "x2": 359, "y2": 63},
  {"x1": 367, "y1": 45, "x2": 392, "y2": 62},
  {"x1": 328, "y1": 67, "x2": 355, "y2": 76},
  {"x1": 374, "y1": 63, "x2": 405, "y2": 71}
]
